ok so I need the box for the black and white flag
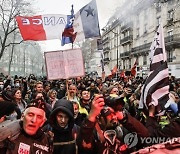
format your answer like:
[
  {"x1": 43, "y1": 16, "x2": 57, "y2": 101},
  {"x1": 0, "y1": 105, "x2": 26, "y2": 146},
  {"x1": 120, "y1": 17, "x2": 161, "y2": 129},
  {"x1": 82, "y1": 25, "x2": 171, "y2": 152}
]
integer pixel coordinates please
[{"x1": 139, "y1": 25, "x2": 169, "y2": 114}]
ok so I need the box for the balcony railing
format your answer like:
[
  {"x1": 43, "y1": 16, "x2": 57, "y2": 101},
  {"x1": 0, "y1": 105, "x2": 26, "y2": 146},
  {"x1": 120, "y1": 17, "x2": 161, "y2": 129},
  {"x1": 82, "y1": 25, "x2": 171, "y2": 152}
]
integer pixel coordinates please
[
  {"x1": 121, "y1": 22, "x2": 133, "y2": 32},
  {"x1": 102, "y1": 37, "x2": 109, "y2": 44},
  {"x1": 103, "y1": 47, "x2": 110, "y2": 51},
  {"x1": 131, "y1": 42, "x2": 151, "y2": 53},
  {"x1": 165, "y1": 34, "x2": 180, "y2": 42},
  {"x1": 165, "y1": 34, "x2": 180, "y2": 48},
  {"x1": 167, "y1": 18, "x2": 173, "y2": 26},
  {"x1": 104, "y1": 58, "x2": 110, "y2": 63},
  {"x1": 120, "y1": 35, "x2": 133, "y2": 45},
  {"x1": 120, "y1": 51, "x2": 130, "y2": 58}
]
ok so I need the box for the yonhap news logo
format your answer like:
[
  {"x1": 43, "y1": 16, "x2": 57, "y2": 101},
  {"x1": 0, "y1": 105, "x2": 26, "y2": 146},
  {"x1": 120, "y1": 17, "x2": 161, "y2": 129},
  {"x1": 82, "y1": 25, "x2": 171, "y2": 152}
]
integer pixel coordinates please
[
  {"x1": 124, "y1": 132, "x2": 179, "y2": 148},
  {"x1": 124, "y1": 132, "x2": 138, "y2": 148}
]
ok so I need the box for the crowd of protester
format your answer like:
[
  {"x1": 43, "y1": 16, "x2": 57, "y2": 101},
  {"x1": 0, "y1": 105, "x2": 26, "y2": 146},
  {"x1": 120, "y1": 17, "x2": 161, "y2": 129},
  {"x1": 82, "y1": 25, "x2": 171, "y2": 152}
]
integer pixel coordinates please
[{"x1": 0, "y1": 73, "x2": 179, "y2": 154}]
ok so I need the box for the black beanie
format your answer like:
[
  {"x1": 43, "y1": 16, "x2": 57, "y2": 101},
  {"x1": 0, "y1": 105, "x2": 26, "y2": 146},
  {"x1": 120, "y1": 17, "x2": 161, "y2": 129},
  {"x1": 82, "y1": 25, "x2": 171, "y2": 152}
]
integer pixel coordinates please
[
  {"x1": 1, "y1": 90, "x2": 13, "y2": 101},
  {"x1": 0, "y1": 101, "x2": 18, "y2": 118}
]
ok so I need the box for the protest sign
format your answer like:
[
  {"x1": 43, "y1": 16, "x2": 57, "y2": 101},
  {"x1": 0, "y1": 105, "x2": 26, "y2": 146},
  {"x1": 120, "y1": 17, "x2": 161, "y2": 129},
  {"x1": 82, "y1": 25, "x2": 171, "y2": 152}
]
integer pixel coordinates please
[{"x1": 44, "y1": 48, "x2": 85, "y2": 80}]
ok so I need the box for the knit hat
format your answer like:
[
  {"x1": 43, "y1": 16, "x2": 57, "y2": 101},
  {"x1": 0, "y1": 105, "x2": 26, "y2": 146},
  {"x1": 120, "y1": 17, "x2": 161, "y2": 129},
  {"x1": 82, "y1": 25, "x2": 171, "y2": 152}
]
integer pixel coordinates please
[
  {"x1": 0, "y1": 101, "x2": 18, "y2": 118},
  {"x1": 104, "y1": 94, "x2": 125, "y2": 111},
  {"x1": 26, "y1": 98, "x2": 46, "y2": 112},
  {"x1": 1, "y1": 90, "x2": 13, "y2": 101}
]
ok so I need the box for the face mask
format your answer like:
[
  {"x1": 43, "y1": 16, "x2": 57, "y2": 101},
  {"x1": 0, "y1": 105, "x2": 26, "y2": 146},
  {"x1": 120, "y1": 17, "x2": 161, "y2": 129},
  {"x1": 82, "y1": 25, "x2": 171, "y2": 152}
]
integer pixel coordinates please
[
  {"x1": 15, "y1": 83, "x2": 20, "y2": 87},
  {"x1": 0, "y1": 85, "x2": 3, "y2": 89}
]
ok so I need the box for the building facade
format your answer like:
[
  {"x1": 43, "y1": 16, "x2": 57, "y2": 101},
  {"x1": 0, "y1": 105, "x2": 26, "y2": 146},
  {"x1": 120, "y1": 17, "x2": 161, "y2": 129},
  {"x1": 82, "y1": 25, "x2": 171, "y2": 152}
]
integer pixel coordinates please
[{"x1": 101, "y1": 0, "x2": 180, "y2": 78}]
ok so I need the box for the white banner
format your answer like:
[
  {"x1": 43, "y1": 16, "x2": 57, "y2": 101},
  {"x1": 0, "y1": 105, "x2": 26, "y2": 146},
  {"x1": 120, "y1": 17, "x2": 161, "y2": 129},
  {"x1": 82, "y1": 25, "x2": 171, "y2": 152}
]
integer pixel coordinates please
[{"x1": 45, "y1": 48, "x2": 85, "y2": 80}]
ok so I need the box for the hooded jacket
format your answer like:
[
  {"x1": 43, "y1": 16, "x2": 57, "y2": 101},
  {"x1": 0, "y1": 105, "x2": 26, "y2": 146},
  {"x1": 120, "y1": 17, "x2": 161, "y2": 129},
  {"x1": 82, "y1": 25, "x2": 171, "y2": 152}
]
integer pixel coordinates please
[{"x1": 49, "y1": 98, "x2": 79, "y2": 154}]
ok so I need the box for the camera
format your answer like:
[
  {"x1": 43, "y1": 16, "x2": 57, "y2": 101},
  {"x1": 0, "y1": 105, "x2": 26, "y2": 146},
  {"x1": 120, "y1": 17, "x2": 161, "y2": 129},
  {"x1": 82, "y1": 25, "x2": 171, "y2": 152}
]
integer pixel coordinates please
[
  {"x1": 104, "y1": 95, "x2": 125, "y2": 111},
  {"x1": 101, "y1": 106, "x2": 112, "y2": 117},
  {"x1": 100, "y1": 95, "x2": 125, "y2": 117}
]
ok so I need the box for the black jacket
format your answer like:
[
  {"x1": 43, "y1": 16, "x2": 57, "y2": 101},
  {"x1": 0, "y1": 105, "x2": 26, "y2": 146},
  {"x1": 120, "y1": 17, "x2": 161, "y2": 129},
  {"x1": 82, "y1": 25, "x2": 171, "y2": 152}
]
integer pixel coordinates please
[
  {"x1": 49, "y1": 99, "x2": 79, "y2": 154},
  {"x1": 77, "y1": 113, "x2": 149, "y2": 154},
  {"x1": 146, "y1": 116, "x2": 180, "y2": 137},
  {"x1": 0, "y1": 120, "x2": 53, "y2": 154}
]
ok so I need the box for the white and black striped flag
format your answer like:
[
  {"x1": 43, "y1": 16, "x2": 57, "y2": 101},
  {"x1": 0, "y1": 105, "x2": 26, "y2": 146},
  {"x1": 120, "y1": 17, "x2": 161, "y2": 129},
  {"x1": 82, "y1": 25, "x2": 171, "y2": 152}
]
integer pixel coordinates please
[{"x1": 139, "y1": 25, "x2": 169, "y2": 114}]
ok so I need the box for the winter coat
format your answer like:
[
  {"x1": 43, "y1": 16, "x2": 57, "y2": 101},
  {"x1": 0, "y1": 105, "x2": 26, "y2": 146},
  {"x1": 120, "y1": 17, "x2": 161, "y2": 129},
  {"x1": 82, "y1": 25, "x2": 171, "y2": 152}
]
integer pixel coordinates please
[
  {"x1": 146, "y1": 116, "x2": 180, "y2": 137},
  {"x1": 77, "y1": 113, "x2": 150, "y2": 154},
  {"x1": 49, "y1": 98, "x2": 80, "y2": 154},
  {"x1": 0, "y1": 120, "x2": 53, "y2": 154}
]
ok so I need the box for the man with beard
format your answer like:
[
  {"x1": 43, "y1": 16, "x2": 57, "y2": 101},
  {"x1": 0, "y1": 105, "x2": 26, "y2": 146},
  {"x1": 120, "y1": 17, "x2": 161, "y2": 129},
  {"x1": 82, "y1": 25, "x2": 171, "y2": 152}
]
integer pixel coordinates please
[
  {"x1": 66, "y1": 84, "x2": 79, "y2": 102},
  {"x1": 77, "y1": 95, "x2": 149, "y2": 154}
]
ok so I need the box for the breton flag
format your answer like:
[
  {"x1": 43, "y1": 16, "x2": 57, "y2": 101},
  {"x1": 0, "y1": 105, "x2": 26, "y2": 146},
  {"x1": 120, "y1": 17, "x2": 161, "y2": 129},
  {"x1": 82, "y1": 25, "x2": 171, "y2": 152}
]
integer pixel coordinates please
[
  {"x1": 139, "y1": 25, "x2": 169, "y2": 114},
  {"x1": 15, "y1": 0, "x2": 100, "y2": 43},
  {"x1": 73, "y1": 0, "x2": 100, "y2": 42}
]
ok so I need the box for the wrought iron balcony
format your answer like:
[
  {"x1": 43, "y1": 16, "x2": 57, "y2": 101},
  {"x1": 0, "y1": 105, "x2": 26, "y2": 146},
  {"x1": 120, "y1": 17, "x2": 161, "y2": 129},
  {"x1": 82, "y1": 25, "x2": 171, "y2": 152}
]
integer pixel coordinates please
[
  {"x1": 104, "y1": 58, "x2": 110, "y2": 64},
  {"x1": 120, "y1": 35, "x2": 133, "y2": 45},
  {"x1": 102, "y1": 37, "x2": 109, "y2": 44},
  {"x1": 120, "y1": 51, "x2": 130, "y2": 58},
  {"x1": 167, "y1": 18, "x2": 173, "y2": 26},
  {"x1": 104, "y1": 47, "x2": 110, "y2": 51},
  {"x1": 103, "y1": 47, "x2": 110, "y2": 53},
  {"x1": 104, "y1": 57, "x2": 110, "y2": 61},
  {"x1": 165, "y1": 34, "x2": 180, "y2": 49},
  {"x1": 121, "y1": 22, "x2": 133, "y2": 32}
]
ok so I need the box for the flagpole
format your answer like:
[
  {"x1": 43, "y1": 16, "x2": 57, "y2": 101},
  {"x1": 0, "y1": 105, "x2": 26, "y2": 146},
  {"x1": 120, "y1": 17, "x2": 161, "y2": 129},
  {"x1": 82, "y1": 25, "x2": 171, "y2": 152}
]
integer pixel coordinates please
[{"x1": 71, "y1": 4, "x2": 74, "y2": 49}]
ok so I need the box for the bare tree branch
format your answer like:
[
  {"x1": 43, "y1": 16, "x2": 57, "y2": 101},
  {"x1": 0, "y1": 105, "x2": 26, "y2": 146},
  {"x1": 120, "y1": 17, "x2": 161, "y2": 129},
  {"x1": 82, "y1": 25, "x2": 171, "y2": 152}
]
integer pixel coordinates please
[
  {"x1": 7, "y1": 27, "x2": 18, "y2": 35},
  {"x1": 5, "y1": 40, "x2": 24, "y2": 48}
]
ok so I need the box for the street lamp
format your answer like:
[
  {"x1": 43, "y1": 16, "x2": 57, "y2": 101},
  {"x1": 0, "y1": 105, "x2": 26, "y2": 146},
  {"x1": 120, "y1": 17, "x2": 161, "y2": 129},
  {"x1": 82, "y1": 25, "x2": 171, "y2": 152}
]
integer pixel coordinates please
[{"x1": 102, "y1": 28, "x2": 119, "y2": 76}]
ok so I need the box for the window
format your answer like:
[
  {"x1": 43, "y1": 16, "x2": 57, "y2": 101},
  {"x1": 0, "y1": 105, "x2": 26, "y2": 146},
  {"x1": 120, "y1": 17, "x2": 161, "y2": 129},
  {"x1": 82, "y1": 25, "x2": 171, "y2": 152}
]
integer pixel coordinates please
[
  {"x1": 114, "y1": 38, "x2": 117, "y2": 47},
  {"x1": 123, "y1": 60, "x2": 125, "y2": 69},
  {"x1": 127, "y1": 31, "x2": 130, "y2": 36},
  {"x1": 143, "y1": 55, "x2": 147, "y2": 65},
  {"x1": 167, "y1": 50, "x2": 173, "y2": 62},
  {"x1": 129, "y1": 59, "x2": 131, "y2": 69},
  {"x1": 156, "y1": 2, "x2": 161, "y2": 12},
  {"x1": 137, "y1": 28, "x2": 140, "y2": 38},
  {"x1": 124, "y1": 45, "x2": 128, "y2": 51},
  {"x1": 144, "y1": 24, "x2": 147, "y2": 34},
  {"x1": 167, "y1": 30, "x2": 173, "y2": 41},
  {"x1": 168, "y1": 10, "x2": 174, "y2": 20},
  {"x1": 136, "y1": 57, "x2": 139, "y2": 65},
  {"x1": 137, "y1": 14, "x2": 140, "y2": 26},
  {"x1": 144, "y1": 9, "x2": 148, "y2": 22},
  {"x1": 157, "y1": 16, "x2": 161, "y2": 26}
]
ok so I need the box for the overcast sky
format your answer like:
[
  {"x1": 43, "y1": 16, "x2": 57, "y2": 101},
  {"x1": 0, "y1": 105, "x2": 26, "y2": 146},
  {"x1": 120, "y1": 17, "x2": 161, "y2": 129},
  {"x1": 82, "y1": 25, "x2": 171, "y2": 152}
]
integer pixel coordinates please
[{"x1": 33, "y1": 0, "x2": 124, "y2": 51}]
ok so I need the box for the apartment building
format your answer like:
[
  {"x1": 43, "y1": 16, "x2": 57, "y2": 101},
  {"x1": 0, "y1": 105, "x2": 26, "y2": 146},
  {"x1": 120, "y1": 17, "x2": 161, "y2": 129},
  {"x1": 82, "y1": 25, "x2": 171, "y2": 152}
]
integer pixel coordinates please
[{"x1": 101, "y1": 0, "x2": 180, "y2": 78}]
